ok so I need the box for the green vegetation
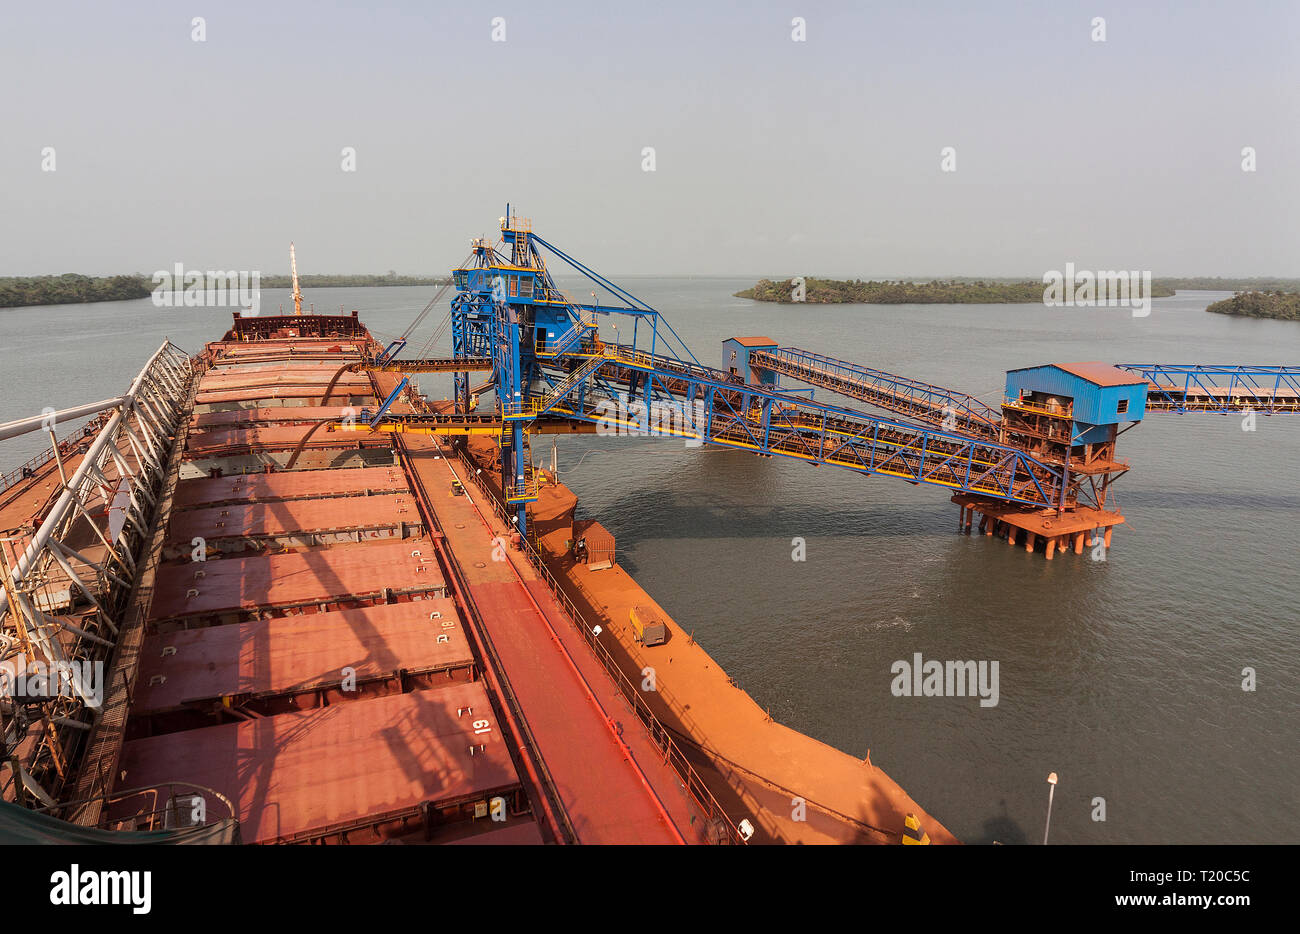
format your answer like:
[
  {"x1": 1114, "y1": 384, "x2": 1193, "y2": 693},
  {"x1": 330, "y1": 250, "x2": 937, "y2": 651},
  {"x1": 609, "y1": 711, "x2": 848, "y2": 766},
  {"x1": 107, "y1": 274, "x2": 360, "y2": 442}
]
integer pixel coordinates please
[
  {"x1": 0, "y1": 274, "x2": 152, "y2": 308},
  {"x1": 735, "y1": 277, "x2": 1175, "y2": 304},
  {"x1": 1157, "y1": 277, "x2": 1300, "y2": 292},
  {"x1": 1206, "y1": 291, "x2": 1300, "y2": 321},
  {"x1": 0, "y1": 272, "x2": 451, "y2": 309}
]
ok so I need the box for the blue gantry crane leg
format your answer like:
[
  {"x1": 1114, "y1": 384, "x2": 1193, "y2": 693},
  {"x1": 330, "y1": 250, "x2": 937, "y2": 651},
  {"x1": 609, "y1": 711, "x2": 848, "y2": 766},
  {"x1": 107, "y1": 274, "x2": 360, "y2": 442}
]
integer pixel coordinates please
[
  {"x1": 368, "y1": 377, "x2": 410, "y2": 428},
  {"x1": 376, "y1": 339, "x2": 407, "y2": 364}
]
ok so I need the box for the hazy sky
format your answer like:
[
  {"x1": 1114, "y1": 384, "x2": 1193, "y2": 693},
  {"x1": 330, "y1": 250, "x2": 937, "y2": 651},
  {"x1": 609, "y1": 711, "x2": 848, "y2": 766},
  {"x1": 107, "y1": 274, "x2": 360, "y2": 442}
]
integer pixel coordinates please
[{"x1": 2, "y1": 0, "x2": 1297, "y2": 278}]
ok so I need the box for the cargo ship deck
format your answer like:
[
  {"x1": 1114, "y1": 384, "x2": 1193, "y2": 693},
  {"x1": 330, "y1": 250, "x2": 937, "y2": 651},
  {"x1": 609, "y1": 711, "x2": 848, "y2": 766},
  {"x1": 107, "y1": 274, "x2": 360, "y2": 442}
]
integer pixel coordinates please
[{"x1": 0, "y1": 312, "x2": 956, "y2": 845}]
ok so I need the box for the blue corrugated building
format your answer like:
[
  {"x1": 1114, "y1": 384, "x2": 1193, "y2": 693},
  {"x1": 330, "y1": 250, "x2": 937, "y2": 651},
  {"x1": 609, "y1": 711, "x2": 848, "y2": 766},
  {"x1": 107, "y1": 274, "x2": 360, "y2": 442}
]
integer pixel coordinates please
[
  {"x1": 722, "y1": 337, "x2": 778, "y2": 386},
  {"x1": 1005, "y1": 362, "x2": 1147, "y2": 445}
]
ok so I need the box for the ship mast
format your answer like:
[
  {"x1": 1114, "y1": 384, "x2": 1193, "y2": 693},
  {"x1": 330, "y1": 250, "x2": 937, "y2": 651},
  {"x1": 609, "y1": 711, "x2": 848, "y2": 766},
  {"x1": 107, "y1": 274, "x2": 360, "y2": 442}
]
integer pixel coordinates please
[{"x1": 290, "y1": 242, "x2": 304, "y2": 316}]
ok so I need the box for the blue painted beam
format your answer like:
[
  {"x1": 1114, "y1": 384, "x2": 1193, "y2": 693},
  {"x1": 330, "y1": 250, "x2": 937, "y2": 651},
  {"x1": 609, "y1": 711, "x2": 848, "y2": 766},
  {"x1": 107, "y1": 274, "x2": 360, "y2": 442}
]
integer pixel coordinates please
[{"x1": 1116, "y1": 364, "x2": 1300, "y2": 413}]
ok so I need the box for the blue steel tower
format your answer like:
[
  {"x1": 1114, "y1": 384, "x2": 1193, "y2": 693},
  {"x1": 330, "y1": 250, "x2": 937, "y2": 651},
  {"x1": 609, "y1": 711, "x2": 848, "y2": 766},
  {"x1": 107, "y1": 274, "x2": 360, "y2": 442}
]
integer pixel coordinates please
[{"x1": 449, "y1": 210, "x2": 596, "y2": 533}]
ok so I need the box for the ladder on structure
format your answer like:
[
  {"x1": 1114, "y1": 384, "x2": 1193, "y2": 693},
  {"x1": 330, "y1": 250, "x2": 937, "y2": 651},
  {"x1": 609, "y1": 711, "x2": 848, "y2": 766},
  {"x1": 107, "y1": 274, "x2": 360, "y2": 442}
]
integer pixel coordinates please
[{"x1": 533, "y1": 357, "x2": 606, "y2": 416}]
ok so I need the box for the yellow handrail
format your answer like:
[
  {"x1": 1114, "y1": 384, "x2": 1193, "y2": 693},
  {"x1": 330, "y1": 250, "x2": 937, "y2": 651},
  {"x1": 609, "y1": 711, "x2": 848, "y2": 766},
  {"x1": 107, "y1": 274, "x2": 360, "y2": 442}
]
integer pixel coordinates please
[{"x1": 1003, "y1": 397, "x2": 1072, "y2": 418}]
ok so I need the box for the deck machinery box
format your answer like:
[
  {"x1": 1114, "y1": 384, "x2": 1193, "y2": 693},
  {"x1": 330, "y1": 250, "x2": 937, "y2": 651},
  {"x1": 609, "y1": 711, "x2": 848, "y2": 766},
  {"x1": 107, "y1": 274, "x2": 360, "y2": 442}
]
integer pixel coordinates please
[{"x1": 629, "y1": 605, "x2": 667, "y2": 647}]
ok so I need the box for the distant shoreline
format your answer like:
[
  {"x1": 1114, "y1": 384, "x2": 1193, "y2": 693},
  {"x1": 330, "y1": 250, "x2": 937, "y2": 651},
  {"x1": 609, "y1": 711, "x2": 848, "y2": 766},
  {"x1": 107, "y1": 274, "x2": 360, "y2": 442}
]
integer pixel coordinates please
[
  {"x1": 735, "y1": 277, "x2": 1175, "y2": 304},
  {"x1": 0, "y1": 273, "x2": 452, "y2": 310},
  {"x1": 736, "y1": 276, "x2": 1300, "y2": 306},
  {"x1": 6, "y1": 272, "x2": 1299, "y2": 314}
]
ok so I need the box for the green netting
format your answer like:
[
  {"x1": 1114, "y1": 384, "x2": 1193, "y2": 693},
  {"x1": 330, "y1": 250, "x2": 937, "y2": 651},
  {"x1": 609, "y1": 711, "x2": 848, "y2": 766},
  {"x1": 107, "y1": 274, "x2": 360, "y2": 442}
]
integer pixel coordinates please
[{"x1": 0, "y1": 800, "x2": 239, "y2": 845}]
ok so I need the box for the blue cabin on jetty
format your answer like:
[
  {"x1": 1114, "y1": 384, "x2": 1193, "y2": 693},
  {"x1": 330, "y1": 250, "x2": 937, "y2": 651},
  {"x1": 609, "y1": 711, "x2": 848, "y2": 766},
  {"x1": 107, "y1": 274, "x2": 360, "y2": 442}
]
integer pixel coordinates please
[
  {"x1": 722, "y1": 337, "x2": 778, "y2": 386},
  {"x1": 1005, "y1": 362, "x2": 1148, "y2": 444}
]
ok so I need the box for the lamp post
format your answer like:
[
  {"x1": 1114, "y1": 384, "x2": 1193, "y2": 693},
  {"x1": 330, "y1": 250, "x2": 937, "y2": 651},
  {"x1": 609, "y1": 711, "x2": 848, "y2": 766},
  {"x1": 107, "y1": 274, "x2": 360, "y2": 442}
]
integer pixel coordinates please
[{"x1": 1044, "y1": 772, "x2": 1058, "y2": 845}]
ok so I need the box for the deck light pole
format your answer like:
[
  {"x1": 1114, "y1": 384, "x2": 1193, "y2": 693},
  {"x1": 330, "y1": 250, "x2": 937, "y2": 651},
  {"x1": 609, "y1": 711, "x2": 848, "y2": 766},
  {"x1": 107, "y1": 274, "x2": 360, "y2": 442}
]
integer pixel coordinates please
[{"x1": 1043, "y1": 772, "x2": 1058, "y2": 845}]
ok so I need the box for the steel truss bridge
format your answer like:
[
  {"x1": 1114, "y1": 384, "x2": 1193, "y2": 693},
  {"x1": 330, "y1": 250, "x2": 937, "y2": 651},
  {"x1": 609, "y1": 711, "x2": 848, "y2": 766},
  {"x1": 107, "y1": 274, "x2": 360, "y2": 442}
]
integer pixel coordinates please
[
  {"x1": 1115, "y1": 364, "x2": 1300, "y2": 413},
  {"x1": 362, "y1": 214, "x2": 1295, "y2": 536}
]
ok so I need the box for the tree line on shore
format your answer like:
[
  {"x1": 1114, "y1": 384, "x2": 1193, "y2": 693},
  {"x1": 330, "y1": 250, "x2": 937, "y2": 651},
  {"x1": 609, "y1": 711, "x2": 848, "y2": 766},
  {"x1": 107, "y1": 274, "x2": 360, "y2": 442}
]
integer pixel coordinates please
[
  {"x1": 1206, "y1": 291, "x2": 1300, "y2": 320},
  {"x1": 5, "y1": 271, "x2": 1297, "y2": 318},
  {"x1": 736, "y1": 276, "x2": 1300, "y2": 307},
  {"x1": 735, "y1": 277, "x2": 1177, "y2": 304},
  {"x1": 0, "y1": 273, "x2": 451, "y2": 309},
  {"x1": 1159, "y1": 277, "x2": 1300, "y2": 291},
  {"x1": 0, "y1": 274, "x2": 152, "y2": 308}
]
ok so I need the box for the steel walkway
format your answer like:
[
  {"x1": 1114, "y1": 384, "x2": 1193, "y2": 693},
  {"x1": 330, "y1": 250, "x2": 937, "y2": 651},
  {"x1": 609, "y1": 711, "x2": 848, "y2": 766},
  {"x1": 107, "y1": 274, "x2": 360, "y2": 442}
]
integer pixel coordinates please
[
  {"x1": 398, "y1": 431, "x2": 702, "y2": 844},
  {"x1": 750, "y1": 346, "x2": 1002, "y2": 439},
  {"x1": 1116, "y1": 364, "x2": 1300, "y2": 413}
]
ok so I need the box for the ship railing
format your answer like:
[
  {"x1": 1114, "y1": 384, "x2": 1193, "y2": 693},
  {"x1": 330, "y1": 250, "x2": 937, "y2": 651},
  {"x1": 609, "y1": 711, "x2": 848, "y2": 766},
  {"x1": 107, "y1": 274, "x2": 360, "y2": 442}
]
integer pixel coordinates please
[
  {"x1": 454, "y1": 447, "x2": 746, "y2": 845},
  {"x1": 0, "y1": 414, "x2": 108, "y2": 498},
  {"x1": 0, "y1": 340, "x2": 195, "y2": 809},
  {"x1": 30, "y1": 781, "x2": 237, "y2": 834}
]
